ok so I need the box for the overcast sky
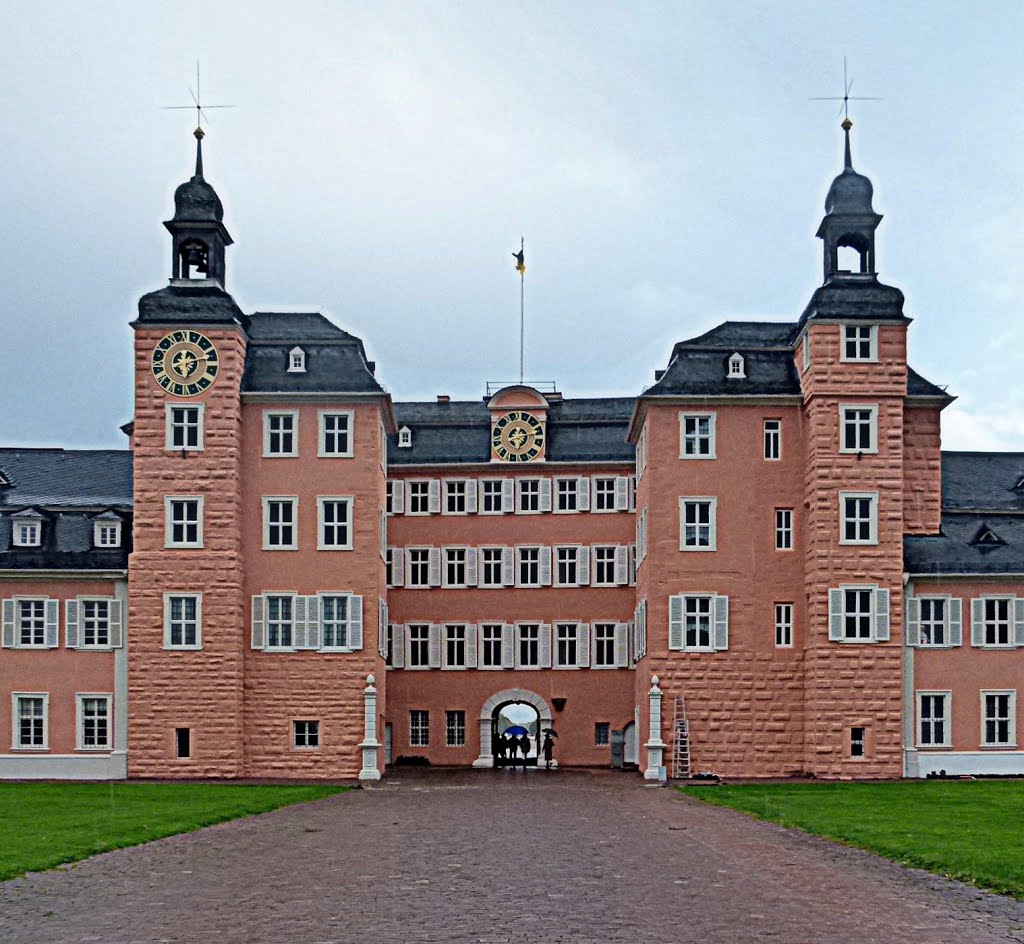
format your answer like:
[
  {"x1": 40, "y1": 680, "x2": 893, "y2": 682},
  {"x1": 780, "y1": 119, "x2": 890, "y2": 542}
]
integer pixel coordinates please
[{"x1": 3, "y1": 2, "x2": 1023, "y2": 452}]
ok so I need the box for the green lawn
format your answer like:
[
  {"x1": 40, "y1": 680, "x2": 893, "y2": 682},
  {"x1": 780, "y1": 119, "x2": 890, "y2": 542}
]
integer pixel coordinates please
[
  {"x1": 679, "y1": 780, "x2": 1024, "y2": 898},
  {"x1": 0, "y1": 782, "x2": 346, "y2": 881}
]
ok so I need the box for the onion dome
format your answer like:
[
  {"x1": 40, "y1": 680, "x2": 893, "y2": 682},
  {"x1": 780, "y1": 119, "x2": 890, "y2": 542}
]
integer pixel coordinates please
[
  {"x1": 824, "y1": 118, "x2": 875, "y2": 214},
  {"x1": 172, "y1": 128, "x2": 224, "y2": 222}
]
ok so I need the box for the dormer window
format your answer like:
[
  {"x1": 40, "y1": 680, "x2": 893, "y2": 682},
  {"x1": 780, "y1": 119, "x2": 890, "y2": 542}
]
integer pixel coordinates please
[
  {"x1": 287, "y1": 347, "x2": 306, "y2": 373},
  {"x1": 398, "y1": 426, "x2": 413, "y2": 448},
  {"x1": 94, "y1": 520, "x2": 122, "y2": 548},
  {"x1": 12, "y1": 514, "x2": 42, "y2": 547},
  {"x1": 727, "y1": 353, "x2": 745, "y2": 379},
  {"x1": 1014, "y1": 475, "x2": 1024, "y2": 492},
  {"x1": 971, "y1": 524, "x2": 1006, "y2": 548},
  {"x1": 841, "y1": 325, "x2": 878, "y2": 362}
]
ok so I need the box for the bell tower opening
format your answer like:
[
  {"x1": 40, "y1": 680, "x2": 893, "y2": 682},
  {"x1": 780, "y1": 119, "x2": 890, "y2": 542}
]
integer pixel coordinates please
[{"x1": 178, "y1": 238, "x2": 211, "y2": 279}]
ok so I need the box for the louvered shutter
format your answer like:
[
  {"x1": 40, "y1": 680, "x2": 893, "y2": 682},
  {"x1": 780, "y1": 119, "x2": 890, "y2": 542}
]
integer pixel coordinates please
[
  {"x1": 905, "y1": 597, "x2": 920, "y2": 646},
  {"x1": 392, "y1": 481, "x2": 405, "y2": 514},
  {"x1": 948, "y1": 598, "x2": 963, "y2": 647},
  {"x1": 615, "y1": 476, "x2": 630, "y2": 511},
  {"x1": 306, "y1": 595, "x2": 321, "y2": 650},
  {"x1": 45, "y1": 600, "x2": 59, "y2": 648},
  {"x1": 828, "y1": 589, "x2": 844, "y2": 641},
  {"x1": 428, "y1": 623, "x2": 442, "y2": 668},
  {"x1": 428, "y1": 548, "x2": 442, "y2": 587},
  {"x1": 628, "y1": 476, "x2": 637, "y2": 512},
  {"x1": 391, "y1": 624, "x2": 405, "y2": 668},
  {"x1": 615, "y1": 546, "x2": 629, "y2": 585},
  {"x1": 668, "y1": 595, "x2": 683, "y2": 650},
  {"x1": 501, "y1": 479, "x2": 515, "y2": 513},
  {"x1": 1014, "y1": 598, "x2": 1024, "y2": 647},
  {"x1": 1, "y1": 600, "x2": 14, "y2": 648},
  {"x1": 578, "y1": 623, "x2": 591, "y2": 668},
  {"x1": 293, "y1": 595, "x2": 308, "y2": 649},
  {"x1": 251, "y1": 595, "x2": 266, "y2": 649},
  {"x1": 466, "y1": 548, "x2": 478, "y2": 586},
  {"x1": 538, "y1": 623, "x2": 552, "y2": 668},
  {"x1": 539, "y1": 478, "x2": 552, "y2": 512},
  {"x1": 501, "y1": 623, "x2": 515, "y2": 668},
  {"x1": 874, "y1": 588, "x2": 890, "y2": 642},
  {"x1": 465, "y1": 482, "x2": 478, "y2": 513},
  {"x1": 627, "y1": 621, "x2": 636, "y2": 666},
  {"x1": 428, "y1": 479, "x2": 441, "y2": 513},
  {"x1": 349, "y1": 596, "x2": 363, "y2": 649},
  {"x1": 971, "y1": 598, "x2": 985, "y2": 646},
  {"x1": 713, "y1": 596, "x2": 729, "y2": 651},
  {"x1": 577, "y1": 477, "x2": 590, "y2": 511},
  {"x1": 577, "y1": 546, "x2": 589, "y2": 585},
  {"x1": 465, "y1": 623, "x2": 478, "y2": 668},
  {"x1": 615, "y1": 622, "x2": 629, "y2": 667},
  {"x1": 404, "y1": 549, "x2": 416, "y2": 588},
  {"x1": 627, "y1": 545, "x2": 636, "y2": 586},
  {"x1": 501, "y1": 547, "x2": 515, "y2": 586},
  {"x1": 109, "y1": 599, "x2": 123, "y2": 648},
  {"x1": 65, "y1": 599, "x2": 80, "y2": 649},
  {"x1": 390, "y1": 549, "x2": 404, "y2": 587},
  {"x1": 540, "y1": 547, "x2": 552, "y2": 586}
]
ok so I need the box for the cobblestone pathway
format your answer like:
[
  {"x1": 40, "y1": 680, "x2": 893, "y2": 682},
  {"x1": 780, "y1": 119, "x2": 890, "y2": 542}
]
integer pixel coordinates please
[{"x1": 2, "y1": 769, "x2": 1023, "y2": 943}]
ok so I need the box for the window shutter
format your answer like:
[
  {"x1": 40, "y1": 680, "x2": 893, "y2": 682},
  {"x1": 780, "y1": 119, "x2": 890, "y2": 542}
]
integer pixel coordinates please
[
  {"x1": 627, "y1": 621, "x2": 636, "y2": 666},
  {"x1": 577, "y1": 477, "x2": 590, "y2": 511},
  {"x1": 628, "y1": 544, "x2": 636, "y2": 586},
  {"x1": 948, "y1": 597, "x2": 963, "y2": 647},
  {"x1": 391, "y1": 549, "x2": 404, "y2": 587},
  {"x1": 615, "y1": 476, "x2": 630, "y2": 511},
  {"x1": 540, "y1": 547, "x2": 552, "y2": 586},
  {"x1": 668, "y1": 595, "x2": 683, "y2": 650},
  {"x1": 905, "y1": 596, "x2": 920, "y2": 646},
  {"x1": 306, "y1": 595, "x2": 321, "y2": 650},
  {"x1": 874, "y1": 588, "x2": 890, "y2": 642},
  {"x1": 614, "y1": 546, "x2": 629, "y2": 585},
  {"x1": 501, "y1": 479, "x2": 515, "y2": 513},
  {"x1": 713, "y1": 596, "x2": 729, "y2": 651},
  {"x1": 45, "y1": 599, "x2": 59, "y2": 648},
  {"x1": 428, "y1": 624, "x2": 442, "y2": 668},
  {"x1": 501, "y1": 546, "x2": 515, "y2": 586},
  {"x1": 466, "y1": 548, "x2": 478, "y2": 586},
  {"x1": 538, "y1": 623, "x2": 552, "y2": 668},
  {"x1": 428, "y1": 548, "x2": 442, "y2": 587},
  {"x1": 465, "y1": 623, "x2": 478, "y2": 668},
  {"x1": 578, "y1": 623, "x2": 591, "y2": 668},
  {"x1": 1, "y1": 600, "x2": 14, "y2": 648},
  {"x1": 251, "y1": 595, "x2": 266, "y2": 650},
  {"x1": 576, "y1": 546, "x2": 589, "y2": 585},
  {"x1": 404, "y1": 549, "x2": 415, "y2": 588},
  {"x1": 536, "y1": 479, "x2": 552, "y2": 516},
  {"x1": 628, "y1": 476, "x2": 637, "y2": 512},
  {"x1": 428, "y1": 479, "x2": 441, "y2": 513},
  {"x1": 109, "y1": 599, "x2": 124, "y2": 648},
  {"x1": 501, "y1": 623, "x2": 515, "y2": 668},
  {"x1": 465, "y1": 482, "x2": 478, "y2": 513},
  {"x1": 293, "y1": 595, "x2": 309, "y2": 649},
  {"x1": 615, "y1": 622, "x2": 629, "y2": 667},
  {"x1": 65, "y1": 599, "x2": 80, "y2": 649},
  {"x1": 349, "y1": 595, "x2": 364, "y2": 650},
  {"x1": 1014, "y1": 598, "x2": 1024, "y2": 647},
  {"x1": 392, "y1": 481, "x2": 405, "y2": 514},
  {"x1": 971, "y1": 598, "x2": 985, "y2": 646},
  {"x1": 391, "y1": 624, "x2": 405, "y2": 668},
  {"x1": 828, "y1": 589, "x2": 844, "y2": 641}
]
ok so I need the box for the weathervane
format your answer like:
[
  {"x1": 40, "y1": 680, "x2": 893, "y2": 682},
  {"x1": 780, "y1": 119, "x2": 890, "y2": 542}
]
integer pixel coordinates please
[
  {"x1": 163, "y1": 62, "x2": 235, "y2": 134},
  {"x1": 810, "y1": 57, "x2": 881, "y2": 123}
]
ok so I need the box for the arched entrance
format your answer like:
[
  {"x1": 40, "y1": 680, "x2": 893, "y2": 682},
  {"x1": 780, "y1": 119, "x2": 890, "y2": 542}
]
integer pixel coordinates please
[
  {"x1": 473, "y1": 689, "x2": 554, "y2": 768},
  {"x1": 493, "y1": 701, "x2": 540, "y2": 767}
]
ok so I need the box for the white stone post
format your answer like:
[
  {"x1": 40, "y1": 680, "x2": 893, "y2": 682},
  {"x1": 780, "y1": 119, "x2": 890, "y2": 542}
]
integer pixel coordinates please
[
  {"x1": 473, "y1": 718, "x2": 494, "y2": 767},
  {"x1": 358, "y1": 674, "x2": 382, "y2": 781},
  {"x1": 643, "y1": 674, "x2": 667, "y2": 783}
]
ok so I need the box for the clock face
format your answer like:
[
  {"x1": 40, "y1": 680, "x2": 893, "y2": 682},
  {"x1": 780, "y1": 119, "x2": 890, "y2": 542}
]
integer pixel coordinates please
[
  {"x1": 492, "y1": 411, "x2": 545, "y2": 462},
  {"x1": 151, "y1": 330, "x2": 220, "y2": 397}
]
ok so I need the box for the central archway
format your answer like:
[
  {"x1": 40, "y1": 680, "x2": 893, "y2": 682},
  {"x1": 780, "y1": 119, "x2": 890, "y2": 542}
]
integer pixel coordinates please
[{"x1": 473, "y1": 688, "x2": 553, "y2": 768}]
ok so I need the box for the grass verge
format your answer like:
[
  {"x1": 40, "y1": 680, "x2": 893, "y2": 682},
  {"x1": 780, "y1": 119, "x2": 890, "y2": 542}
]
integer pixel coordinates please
[
  {"x1": 679, "y1": 780, "x2": 1024, "y2": 899},
  {"x1": 0, "y1": 782, "x2": 346, "y2": 881}
]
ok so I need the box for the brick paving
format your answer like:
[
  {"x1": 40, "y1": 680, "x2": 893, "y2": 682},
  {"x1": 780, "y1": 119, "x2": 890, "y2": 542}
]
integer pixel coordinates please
[{"x1": 2, "y1": 769, "x2": 1024, "y2": 943}]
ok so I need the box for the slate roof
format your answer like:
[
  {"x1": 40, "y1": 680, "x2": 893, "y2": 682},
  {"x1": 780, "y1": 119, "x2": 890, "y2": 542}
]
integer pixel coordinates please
[
  {"x1": 797, "y1": 275, "x2": 908, "y2": 326},
  {"x1": 389, "y1": 398, "x2": 635, "y2": 465},
  {"x1": 135, "y1": 282, "x2": 248, "y2": 327},
  {"x1": 940, "y1": 452, "x2": 1024, "y2": 513},
  {"x1": 0, "y1": 512, "x2": 130, "y2": 571},
  {"x1": 904, "y1": 515, "x2": 1024, "y2": 575}
]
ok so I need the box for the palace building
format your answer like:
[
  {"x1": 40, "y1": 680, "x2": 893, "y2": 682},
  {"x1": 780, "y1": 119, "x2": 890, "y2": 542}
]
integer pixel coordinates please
[{"x1": 2, "y1": 121, "x2": 1023, "y2": 782}]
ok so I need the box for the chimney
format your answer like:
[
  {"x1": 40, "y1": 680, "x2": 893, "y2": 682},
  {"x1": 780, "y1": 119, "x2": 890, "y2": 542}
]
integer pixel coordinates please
[{"x1": 437, "y1": 395, "x2": 450, "y2": 404}]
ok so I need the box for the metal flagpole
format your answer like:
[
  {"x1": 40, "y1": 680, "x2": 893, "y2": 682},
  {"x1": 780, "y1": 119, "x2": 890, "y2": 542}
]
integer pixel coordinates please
[{"x1": 520, "y1": 238, "x2": 525, "y2": 384}]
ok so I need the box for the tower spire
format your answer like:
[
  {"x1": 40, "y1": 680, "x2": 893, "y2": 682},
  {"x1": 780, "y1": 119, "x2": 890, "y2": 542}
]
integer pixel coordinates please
[
  {"x1": 194, "y1": 126, "x2": 205, "y2": 179},
  {"x1": 842, "y1": 117, "x2": 853, "y2": 171}
]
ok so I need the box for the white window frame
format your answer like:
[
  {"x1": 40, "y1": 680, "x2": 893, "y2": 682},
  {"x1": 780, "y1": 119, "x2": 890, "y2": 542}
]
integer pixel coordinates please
[
  {"x1": 680, "y1": 497, "x2": 717, "y2": 551},
  {"x1": 553, "y1": 545, "x2": 583, "y2": 587},
  {"x1": 636, "y1": 425, "x2": 648, "y2": 480},
  {"x1": 405, "y1": 480, "x2": 434, "y2": 516},
  {"x1": 76, "y1": 693, "x2": 113, "y2": 751},
  {"x1": 668, "y1": 593, "x2": 729, "y2": 652},
  {"x1": 93, "y1": 520, "x2": 122, "y2": 548},
  {"x1": 75, "y1": 597, "x2": 114, "y2": 649},
  {"x1": 12, "y1": 518, "x2": 41, "y2": 547},
  {"x1": 263, "y1": 410, "x2": 299, "y2": 457},
  {"x1": 478, "y1": 623, "x2": 505, "y2": 670},
  {"x1": 554, "y1": 477, "x2": 580, "y2": 514},
  {"x1": 442, "y1": 547, "x2": 470, "y2": 589},
  {"x1": 406, "y1": 623, "x2": 431, "y2": 668},
  {"x1": 907, "y1": 595, "x2": 962, "y2": 648},
  {"x1": 840, "y1": 324, "x2": 878, "y2": 363},
  {"x1": 12, "y1": 693, "x2": 48, "y2": 751},
  {"x1": 317, "y1": 496, "x2": 353, "y2": 551},
  {"x1": 515, "y1": 622, "x2": 543, "y2": 669},
  {"x1": 775, "y1": 508, "x2": 793, "y2": 551},
  {"x1": 763, "y1": 419, "x2": 781, "y2": 460},
  {"x1": 839, "y1": 404, "x2": 878, "y2": 454},
  {"x1": 774, "y1": 603, "x2": 793, "y2": 648},
  {"x1": 318, "y1": 591, "x2": 361, "y2": 651},
  {"x1": 971, "y1": 596, "x2": 1021, "y2": 649},
  {"x1": 164, "y1": 496, "x2": 204, "y2": 549},
  {"x1": 592, "y1": 621, "x2": 618, "y2": 668},
  {"x1": 591, "y1": 545, "x2": 618, "y2": 587},
  {"x1": 636, "y1": 508, "x2": 648, "y2": 565},
  {"x1": 443, "y1": 479, "x2": 471, "y2": 516},
  {"x1": 553, "y1": 622, "x2": 581, "y2": 669},
  {"x1": 517, "y1": 478, "x2": 543, "y2": 514},
  {"x1": 981, "y1": 690, "x2": 1017, "y2": 748},
  {"x1": 916, "y1": 691, "x2": 952, "y2": 748},
  {"x1": 163, "y1": 592, "x2": 203, "y2": 650},
  {"x1": 679, "y1": 412, "x2": 716, "y2": 460},
  {"x1": 442, "y1": 623, "x2": 469, "y2": 670},
  {"x1": 591, "y1": 476, "x2": 618, "y2": 513},
  {"x1": 318, "y1": 410, "x2": 354, "y2": 458},
  {"x1": 829, "y1": 585, "x2": 890, "y2": 643},
  {"x1": 727, "y1": 353, "x2": 745, "y2": 378},
  {"x1": 478, "y1": 547, "x2": 506, "y2": 588},
  {"x1": 165, "y1": 403, "x2": 205, "y2": 451},
  {"x1": 263, "y1": 496, "x2": 299, "y2": 551},
  {"x1": 287, "y1": 347, "x2": 306, "y2": 373},
  {"x1": 398, "y1": 426, "x2": 412, "y2": 448},
  {"x1": 839, "y1": 491, "x2": 878, "y2": 545},
  {"x1": 515, "y1": 546, "x2": 545, "y2": 588},
  {"x1": 263, "y1": 593, "x2": 297, "y2": 651},
  {"x1": 6, "y1": 597, "x2": 57, "y2": 649}
]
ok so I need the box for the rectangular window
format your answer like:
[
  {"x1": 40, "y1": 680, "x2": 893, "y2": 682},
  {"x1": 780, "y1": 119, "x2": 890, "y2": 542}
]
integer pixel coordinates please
[
  {"x1": 320, "y1": 594, "x2": 351, "y2": 649},
  {"x1": 175, "y1": 727, "x2": 191, "y2": 759},
  {"x1": 593, "y1": 622, "x2": 616, "y2": 667},
  {"x1": 317, "y1": 497, "x2": 352, "y2": 550},
  {"x1": 77, "y1": 694, "x2": 111, "y2": 750},
  {"x1": 850, "y1": 726, "x2": 866, "y2": 757},
  {"x1": 920, "y1": 598, "x2": 947, "y2": 647},
  {"x1": 775, "y1": 509, "x2": 793, "y2": 550},
  {"x1": 595, "y1": 722, "x2": 610, "y2": 746},
  {"x1": 444, "y1": 548, "x2": 468, "y2": 588},
  {"x1": 265, "y1": 594, "x2": 294, "y2": 649},
  {"x1": 843, "y1": 588, "x2": 873, "y2": 640},
  {"x1": 554, "y1": 623, "x2": 579, "y2": 668},
  {"x1": 293, "y1": 720, "x2": 320, "y2": 749},
  {"x1": 79, "y1": 599, "x2": 111, "y2": 647},
  {"x1": 318, "y1": 411, "x2": 353, "y2": 457},
  {"x1": 684, "y1": 596, "x2": 713, "y2": 649},
  {"x1": 166, "y1": 404, "x2": 203, "y2": 450},
  {"x1": 554, "y1": 546, "x2": 579, "y2": 586},
  {"x1": 264, "y1": 497, "x2": 298, "y2": 550},
  {"x1": 479, "y1": 548, "x2": 504, "y2": 588},
  {"x1": 480, "y1": 479, "x2": 504, "y2": 514},
  {"x1": 517, "y1": 624, "x2": 540, "y2": 668},
  {"x1": 407, "y1": 481, "x2": 431, "y2": 515},
  {"x1": 518, "y1": 479, "x2": 540, "y2": 513},
  {"x1": 94, "y1": 521, "x2": 121, "y2": 547},
  {"x1": 636, "y1": 425, "x2": 648, "y2": 480},
  {"x1": 408, "y1": 624, "x2": 430, "y2": 668},
  {"x1": 13, "y1": 694, "x2": 47, "y2": 750},
  {"x1": 980, "y1": 598, "x2": 1012, "y2": 647},
  {"x1": 680, "y1": 498, "x2": 717, "y2": 550},
  {"x1": 840, "y1": 405, "x2": 878, "y2": 454},
  {"x1": 410, "y1": 710, "x2": 430, "y2": 747},
  {"x1": 444, "y1": 624, "x2": 467, "y2": 669},
  {"x1": 829, "y1": 585, "x2": 889, "y2": 644},
  {"x1": 680, "y1": 412, "x2": 716, "y2": 459},
  {"x1": 165, "y1": 497, "x2": 203, "y2": 548},
  {"x1": 593, "y1": 477, "x2": 616, "y2": 512},
  {"x1": 444, "y1": 480, "x2": 468, "y2": 514},
  {"x1": 917, "y1": 692, "x2": 950, "y2": 748},
  {"x1": 763, "y1": 419, "x2": 781, "y2": 460},
  {"x1": 164, "y1": 593, "x2": 201, "y2": 649},
  {"x1": 840, "y1": 492, "x2": 878, "y2": 545},
  {"x1": 517, "y1": 547, "x2": 541, "y2": 587},
  {"x1": 480, "y1": 624, "x2": 504, "y2": 668},
  {"x1": 555, "y1": 478, "x2": 578, "y2": 512},
  {"x1": 636, "y1": 508, "x2": 648, "y2": 564},
  {"x1": 18, "y1": 599, "x2": 47, "y2": 647},
  {"x1": 13, "y1": 520, "x2": 41, "y2": 546},
  {"x1": 774, "y1": 603, "x2": 793, "y2": 648},
  {"x1": 445, "y1": 710, "x2": 466, "y2": 747},
  {"x1": 842, "y1": 324, "x2": 877, "y2": 362},
  {"x1": 982, "y1": 691, "x2": 1016, "y2": 747},
  {"x1": 264, "y1": 411, "x2": 298, "y2": 456},
  {"x1": 592, "y1": 546, "x2": 617, "y2": 586},
  {"x1": 407, "y1": 549, "x2": 431, "y2": 587}
]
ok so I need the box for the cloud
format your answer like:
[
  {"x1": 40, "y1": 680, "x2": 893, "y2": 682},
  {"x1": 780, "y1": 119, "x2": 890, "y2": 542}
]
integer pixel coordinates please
[{"x1": 942, "y1": 405, "x2": 1024, "y2": 452}]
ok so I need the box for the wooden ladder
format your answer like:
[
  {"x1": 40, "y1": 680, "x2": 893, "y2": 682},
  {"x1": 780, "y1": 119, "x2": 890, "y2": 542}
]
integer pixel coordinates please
[{"x1": 672, "y1": 695, "x2": 691, "y2": 780}]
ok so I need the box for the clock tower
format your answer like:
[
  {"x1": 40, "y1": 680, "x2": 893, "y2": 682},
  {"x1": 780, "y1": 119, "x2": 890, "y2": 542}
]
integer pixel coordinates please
[{"x1": 487, "y1": 385, "x2": 549, "y2": 463}]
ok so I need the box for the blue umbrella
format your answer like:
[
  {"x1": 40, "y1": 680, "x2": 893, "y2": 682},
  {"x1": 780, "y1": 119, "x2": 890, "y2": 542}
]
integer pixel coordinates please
[{"x1": 503, "y1": 725, "x2": 529, "y2": 736}]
